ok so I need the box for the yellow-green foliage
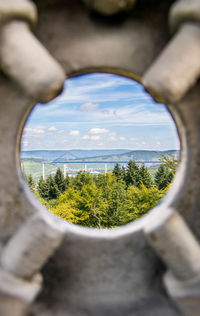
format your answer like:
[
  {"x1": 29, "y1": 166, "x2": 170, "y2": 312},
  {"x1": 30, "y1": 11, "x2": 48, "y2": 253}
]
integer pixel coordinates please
[
  {"x1": 51, "y1": 200, "x2": 81, "y2": 224},
  {"x1": 34, "y1": 163, "x2": 172, "y2": 228},
  {"x1": 119, "y1": 183, "x2": 168, "y2": 223},
  {"x1": 48, "y1": 175, "x2": 169, "y2": 228}
]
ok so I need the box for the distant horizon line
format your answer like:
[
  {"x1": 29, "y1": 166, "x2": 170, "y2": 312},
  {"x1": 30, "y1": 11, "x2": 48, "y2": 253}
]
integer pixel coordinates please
[{"x1": 21, "y1": 148, "x2": 180, "y2": 152}]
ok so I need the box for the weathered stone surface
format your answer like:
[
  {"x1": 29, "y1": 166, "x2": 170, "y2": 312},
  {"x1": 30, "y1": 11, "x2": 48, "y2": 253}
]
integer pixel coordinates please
[
  {"x1": 164, "y1": 271, "x2": 200, "y2": 316},
  {"x1": 0, "y1": 267, "x2": 42, "y2": 316},
  {"x1": 82, "y1": 0, "x2": 136, "y2": 16},
  {"x1": 0, "y1": 21, "x2": 65, "y2": 103},
  {"x1": 170, "y1": 0, "x2": 200, "y2": 33},
  {"x1": 0, "y1": 0, "x2": 200, "y2": 315},
  {"x1": 32, "y1": 227, "x2": 180, "y2": 316},
  {"x1": 1, "y1": 214, "x2": 63, "y2": 279},
  {"x1": 0, "y1": 0, "x2": 37, "y2": 27},
  {"x1": 146, "y1": 211, "x2": 200, "y2": 281},
  {"x1": 143, "y1": 23, "x2": 200, "y2": 104},
  {"x1": 35, "y1": 0, "x2": 170, "y2": 77}
]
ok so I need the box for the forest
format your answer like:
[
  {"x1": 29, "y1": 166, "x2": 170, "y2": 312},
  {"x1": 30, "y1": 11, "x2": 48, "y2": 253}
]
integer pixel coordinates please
[{"x1": 26, "y1": 154, "x2": 177, "y2": 229}]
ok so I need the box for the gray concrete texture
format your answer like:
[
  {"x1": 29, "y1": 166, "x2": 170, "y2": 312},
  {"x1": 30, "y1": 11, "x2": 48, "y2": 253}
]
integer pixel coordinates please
[{"x1": 0, "y1": 0, "x2": 200, "y2": 315}]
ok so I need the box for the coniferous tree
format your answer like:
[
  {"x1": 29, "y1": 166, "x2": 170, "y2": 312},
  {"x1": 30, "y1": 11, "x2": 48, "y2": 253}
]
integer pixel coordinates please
[
  {"x1": 121, "y1": 165, "x2": 126, "y2": 182},
  {"x1": 38, "y1": 176, "x2": 49, "y2": 199},
  {"x1": 113, "y1": 163, "x2": 122, "y2": 181},
  {"x1": 125, "y1": 160, "x2": 140, "y2": 187},
  {"x1": 167, "y1": 170, "x2": 174, "y2": 184},
  {"x1": 155, "y1": 165, "x2": 172, "y2": 190},
  {"x1": 139, "y1": 164, "x2": 153, "y2": 188},
  {"x1": 72, "y1": 171, "x2": 93, "y2": 190},
  {"x1": 64, "y1": 173, "x2": 70, "y2": 187},
  {"x1": 54, "y1": 168, "x2": 66, "y2": 193},
  {"x1": 46, "y1": 175, "x2": 59, "y2": 200},
  {"x1": 27, "y1": 174, "x2": 35, "y2": 192}
]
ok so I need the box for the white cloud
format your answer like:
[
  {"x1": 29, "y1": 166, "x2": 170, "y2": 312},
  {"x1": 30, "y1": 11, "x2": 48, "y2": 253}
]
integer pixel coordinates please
[
  {"x1": 82, "y1": 134, "x2": 101, "y2": 141},
  {"x1": 48, "y1": 126, "x2": 57, "y2": 132},
  {"x1": 80, "y1": 102, "x2": 99, "y2": 111},
  {"x1": 109, "y1": 136, "x2": 116, "y2": 142},
  {"x1": 156, "y1": 141, "x2": 161, "y2": 145},
  {"x1": 82, "y1": 135, "x2": 90, "y2": 140},
  {"x1": 89, "y1": 128, "x2": 109, "y2": 135},
  {"x1": 24, "y1": 127, "x2": 45, "y2": 135},
  {"x1": 35, "y1": 102, "x2": 172, "y2": 128},
  {"x1": 69, "y1": 130, "x2": 80, "y2": 136},
  {"x1": 91, "y1": 135, "x2": 100, "y2": 141},
  {"x1": 22, "y1": 74, "x2": 179, "y2": 151}
]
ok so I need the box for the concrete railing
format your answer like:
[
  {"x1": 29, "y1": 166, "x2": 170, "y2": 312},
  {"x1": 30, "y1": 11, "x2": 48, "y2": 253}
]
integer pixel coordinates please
[{"x1": 0, "y1": 0, "x2": 200, "y2": 315}]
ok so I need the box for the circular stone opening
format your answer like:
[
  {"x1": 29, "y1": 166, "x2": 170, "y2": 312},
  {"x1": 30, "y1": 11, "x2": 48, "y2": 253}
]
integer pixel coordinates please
[{"x1": 20, "y1": 73, "x2": 180, "y2": 229}]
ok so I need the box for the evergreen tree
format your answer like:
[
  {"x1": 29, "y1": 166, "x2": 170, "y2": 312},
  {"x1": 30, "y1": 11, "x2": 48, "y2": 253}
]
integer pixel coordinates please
[
  {"x1": 139, "y1": 164, "x2": 153, "y2": 188},
  {"x1": 64, "y1": 173, "x2": 70, "y2": 187},
  {"x1": 27, "y1": 174, "x2": 35, "y2": 192},
  {"x1": 113, "y1": 163, "x2": 122, "y2": 181},
  {"x1": 155, "y1": 165, "x2": 173, "y2": 190},
  {"x1": 167, "y1": 170, "x2": 174, "y2": 184},
  {"x1": 46, "y1": 175, "x2": 60, "y2": 200},
  {"x1": 72, "y1": 171, "x2": 93, "y2": 190},
  {"x1": 104, "y1": 178, "x2": 127, "y2": 227},
  {"x1": 54, "y1": 168, "x2": 66, "y2": 193},
  {"x1": 125, "y1": 160, "x2": 140, "y2": 187},
  {"x1": 38, "y1": 176, "x2": 49, "y2": 199},
  {"x1": 121, "y1": 166, "x2": 126, "y2": 182}
]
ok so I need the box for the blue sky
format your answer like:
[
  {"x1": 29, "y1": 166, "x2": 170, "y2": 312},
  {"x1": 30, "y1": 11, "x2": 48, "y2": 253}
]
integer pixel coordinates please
[{"x1": 21, "y1": 73, "x2": 180, "y2": 151}]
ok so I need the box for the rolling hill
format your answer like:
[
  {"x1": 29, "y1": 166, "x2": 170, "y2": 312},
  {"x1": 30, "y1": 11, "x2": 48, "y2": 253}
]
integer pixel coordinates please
[{"x1": 21, "y1": 149, "x2": 179, "y2": 163}]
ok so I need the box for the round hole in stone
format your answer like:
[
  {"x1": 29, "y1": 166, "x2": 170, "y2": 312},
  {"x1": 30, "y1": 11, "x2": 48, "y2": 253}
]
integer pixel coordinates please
[{"x1": 20, "y1": 73, "x2": 180, "y2": 229}]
